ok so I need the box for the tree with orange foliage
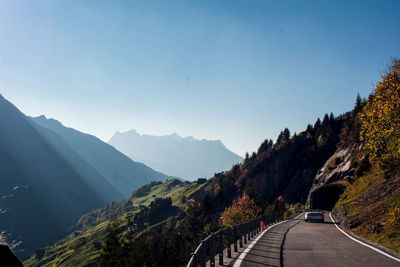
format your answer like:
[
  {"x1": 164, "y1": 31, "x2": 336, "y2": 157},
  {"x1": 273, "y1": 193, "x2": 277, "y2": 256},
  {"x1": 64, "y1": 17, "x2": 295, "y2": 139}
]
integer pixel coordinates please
[{"x1": 220, "y1": 193, "x2": 261, "y2": 226}]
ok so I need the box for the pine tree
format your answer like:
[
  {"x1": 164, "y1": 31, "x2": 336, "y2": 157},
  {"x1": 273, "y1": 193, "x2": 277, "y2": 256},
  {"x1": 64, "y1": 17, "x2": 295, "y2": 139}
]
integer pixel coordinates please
[
  {"x1": 282, "y1": 128, "x2": 290, "y2": 142},
  {"x1": 306, "y1": 124, "x2": 313, "y2": 133},
  {"x1": 314, "y1": 118, "x2": 321, "y2": 129},
  {"x1": 276, "y1": 131, "x2": 284, "y2": 145},
  {"x1": 257, "y1": 139, "x2": 269, "y2": 153},
  {"x1": 354, "y1": 93, "x2": 362, "y2": 114},
  {"x1": 322, "y1": 113, "x2": 329, "y2": 126},
  {"x1": 268, "y1": 139, "x2": 274, "y2": 149}
]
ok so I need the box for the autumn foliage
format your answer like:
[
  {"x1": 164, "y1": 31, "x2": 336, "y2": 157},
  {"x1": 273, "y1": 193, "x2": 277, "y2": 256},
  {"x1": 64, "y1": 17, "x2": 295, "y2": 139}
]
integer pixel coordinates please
[
  {"x1": 360, "y1": 60, "x2": 400, "y2": 175},
  {"x1": 386, "y1": 206, "x2": 400, "y2": 235},
  {"x1": 219, "y1": 193, "x2": 261, "y2": 226}
]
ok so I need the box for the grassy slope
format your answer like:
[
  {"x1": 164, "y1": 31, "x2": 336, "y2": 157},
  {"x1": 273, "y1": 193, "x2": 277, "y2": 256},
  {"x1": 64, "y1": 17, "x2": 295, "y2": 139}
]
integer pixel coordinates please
[
  {"x1": 335, "y1": 167, "x2": 400, "y2": 253},
  {"x1": 24, "y1": 179, "x2": 208, "y2": 267}
]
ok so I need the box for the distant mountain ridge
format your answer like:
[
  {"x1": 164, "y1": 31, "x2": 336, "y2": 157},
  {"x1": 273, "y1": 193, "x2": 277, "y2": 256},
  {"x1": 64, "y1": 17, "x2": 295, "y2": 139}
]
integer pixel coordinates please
[
  {"x1": 108, "y1": 129, "x2": 243, "y2": 180},
  {"x1": 31, "y1": 116, "x2": 169, "y2": 198}
]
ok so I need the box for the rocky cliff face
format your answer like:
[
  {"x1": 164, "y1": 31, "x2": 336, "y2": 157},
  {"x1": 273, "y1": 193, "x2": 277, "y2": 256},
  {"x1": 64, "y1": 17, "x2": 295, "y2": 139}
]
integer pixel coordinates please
[{"x1": 307, "y1": 148, "x2": 355, "y2": 210}]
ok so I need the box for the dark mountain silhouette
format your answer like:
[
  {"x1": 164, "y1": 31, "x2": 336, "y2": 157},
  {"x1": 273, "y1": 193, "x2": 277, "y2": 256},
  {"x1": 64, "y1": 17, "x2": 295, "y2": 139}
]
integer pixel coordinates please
[
  {"x1": 31, "y1": 116, "x2": 169, "y2": 198},
  {"x1": 29, "y1": 117, "x2": 123, "y2": 203},
  {"x1": 0, "y1": 94, "x2": 106, "y2": 259},
  {"x1": 108, "y1": 130, "x2": 243, "y2": 180},
  {"x1": 0, "y1": 95, "x2": 169, "y2": 259}
]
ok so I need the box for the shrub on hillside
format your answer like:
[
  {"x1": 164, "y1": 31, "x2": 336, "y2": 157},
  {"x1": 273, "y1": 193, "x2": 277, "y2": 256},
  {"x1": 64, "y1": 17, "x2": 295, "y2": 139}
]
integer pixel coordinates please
[{"x1": 385, "y1": 206, "x2": 400, "y2": 236}]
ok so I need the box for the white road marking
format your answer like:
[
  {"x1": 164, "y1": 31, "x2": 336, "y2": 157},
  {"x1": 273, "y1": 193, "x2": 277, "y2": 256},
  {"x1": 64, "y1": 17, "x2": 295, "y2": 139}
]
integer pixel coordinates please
[
  {"x1": 233, "y1": 213, "x2": 303, "y2": 267},
  {"x1": 329, "y1": 212, "x2": 400, "y2": 263}
]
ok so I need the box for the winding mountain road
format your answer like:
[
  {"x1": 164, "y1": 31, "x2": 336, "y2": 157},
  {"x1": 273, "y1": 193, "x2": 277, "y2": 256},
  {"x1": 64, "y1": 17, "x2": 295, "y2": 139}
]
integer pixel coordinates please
[{"x1": 236, "y1": 212, "x2": 400, "y2": 267}]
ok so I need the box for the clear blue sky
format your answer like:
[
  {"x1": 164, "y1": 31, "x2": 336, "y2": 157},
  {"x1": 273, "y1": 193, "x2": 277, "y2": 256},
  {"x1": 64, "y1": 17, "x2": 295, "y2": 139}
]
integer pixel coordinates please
[{"x1": 1, "y1": 0, "x2": 399, "y2": 156}]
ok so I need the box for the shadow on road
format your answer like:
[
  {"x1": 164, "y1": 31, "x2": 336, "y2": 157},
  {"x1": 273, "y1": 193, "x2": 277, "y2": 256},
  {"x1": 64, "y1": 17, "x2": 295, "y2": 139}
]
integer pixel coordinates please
[
  {"x1": 279, "y1": 221, "x2": 300, "y2": 267},
  {"x1": 246, "y1": 252, "x2": 280, "y2": 261},
  {"x1": 240, "y1": 258, "x2": 279, "y2": 267},
  {"x1": 238, "y1": 218, "x2": 301, "y2": 267}
]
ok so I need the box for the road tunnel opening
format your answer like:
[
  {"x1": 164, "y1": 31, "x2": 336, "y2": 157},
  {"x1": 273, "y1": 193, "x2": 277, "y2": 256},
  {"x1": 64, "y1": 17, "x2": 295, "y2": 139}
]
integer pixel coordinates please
[{"x1": 310, "y1": 184, "x2": 345, "y2": 210}]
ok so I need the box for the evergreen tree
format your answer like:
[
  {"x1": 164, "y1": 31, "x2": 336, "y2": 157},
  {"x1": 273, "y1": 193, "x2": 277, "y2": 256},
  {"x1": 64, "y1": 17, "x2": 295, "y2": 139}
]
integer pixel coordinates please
[
  {"x1": 354, "y1": 93, "x2": 362, "y2": 114},
  {"x1": 306, "y1": 124, "x2": 313, "y2": 133},
  {"x1": 277, "y1": 129, "x2": 290, "y2": 145},
  {"x1": 282, "y1": 128, "x2": 290, "y2": 142},
  {"x1": 322, "y1": 113, "x2": 329, "y2": 126},
  {"x1": 257, "y1": 139, "x2": 269, "y2": 153},
  {"x1": 314, "y1": 118, "x2": 321, "y2": 129},
  {"x1": 276, "y1": 131, "x2": 284, "y2": 145},
  {"x1": 268, "y1": 139, "x2": 274, "y2": 149}
]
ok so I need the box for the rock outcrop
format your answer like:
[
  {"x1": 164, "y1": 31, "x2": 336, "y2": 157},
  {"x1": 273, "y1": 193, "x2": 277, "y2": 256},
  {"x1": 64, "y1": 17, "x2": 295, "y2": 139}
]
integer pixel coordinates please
[{"x1": 307, "y1": 148, "x2": 354, "y2": 209}]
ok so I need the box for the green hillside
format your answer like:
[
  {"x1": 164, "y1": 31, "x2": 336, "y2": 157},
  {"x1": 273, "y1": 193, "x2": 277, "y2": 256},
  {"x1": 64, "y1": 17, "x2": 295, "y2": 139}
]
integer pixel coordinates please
[{"x1": 24, "y1": 179, "x2": 209, "y2": 267}]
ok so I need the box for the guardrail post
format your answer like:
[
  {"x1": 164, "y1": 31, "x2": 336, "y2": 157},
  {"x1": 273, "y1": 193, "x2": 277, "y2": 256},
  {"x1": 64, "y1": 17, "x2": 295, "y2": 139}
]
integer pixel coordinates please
[
  {"x1": 243, "y1": 224, "x2": 247, "y2": 244},
  {"x1": 234, "y1": 225, "x2": 238, "y2": 252},
  {"x1": 185, "y1": 211, "x2": 302, "y2": 267},
  {"x1": 257, "y1": 219, "x2": 259, "y2": 234},
  {"x1": 227, "y1": 228, "x2": 232, "y2": 258},
  {"x1": 210, "y1": 234, "x2": 215, "y2": 267},
  {"x1": 219, "y1": 230, "x2": 223, "y2": 265},
  {"x1": 200, "y1": 241, "x2": 206, "y2": 267},
  {"x1": 239, "y1": 224, "x2": 243, "y2": 248},
  {"x1": 247, "y1": 223, "x2": 251, "y2": 241}
]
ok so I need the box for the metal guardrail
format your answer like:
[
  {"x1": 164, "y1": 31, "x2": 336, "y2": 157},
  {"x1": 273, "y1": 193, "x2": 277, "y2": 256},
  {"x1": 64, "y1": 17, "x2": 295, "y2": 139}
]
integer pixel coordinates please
[{"x1": 187, "y1": 211, "x2": 291, "y2": 267}]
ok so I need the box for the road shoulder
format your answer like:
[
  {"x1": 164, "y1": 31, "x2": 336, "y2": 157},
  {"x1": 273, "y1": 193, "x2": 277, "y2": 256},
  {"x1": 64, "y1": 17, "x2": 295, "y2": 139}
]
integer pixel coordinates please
[{"x1": 329, "y1": 212, "x2": 400, "y2": 263}]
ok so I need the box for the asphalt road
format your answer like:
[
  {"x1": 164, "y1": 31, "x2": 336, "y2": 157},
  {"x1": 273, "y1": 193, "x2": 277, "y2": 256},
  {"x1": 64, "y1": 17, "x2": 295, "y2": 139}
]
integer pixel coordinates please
[{"x1": 239, "y1": 212, "x2": 400, "y2": 267}]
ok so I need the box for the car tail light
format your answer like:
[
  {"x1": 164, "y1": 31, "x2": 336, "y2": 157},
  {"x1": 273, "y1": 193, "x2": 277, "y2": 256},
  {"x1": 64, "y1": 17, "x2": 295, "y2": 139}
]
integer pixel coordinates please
[{"x1": 306, "y1": 213, "x2": 309, "y2": 216}]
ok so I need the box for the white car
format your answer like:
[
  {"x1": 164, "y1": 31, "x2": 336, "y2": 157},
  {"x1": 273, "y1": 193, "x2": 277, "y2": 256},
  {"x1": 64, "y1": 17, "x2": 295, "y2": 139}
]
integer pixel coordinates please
[{"x1": 305, "y1": 211, "x2": 324, "y2": 222}]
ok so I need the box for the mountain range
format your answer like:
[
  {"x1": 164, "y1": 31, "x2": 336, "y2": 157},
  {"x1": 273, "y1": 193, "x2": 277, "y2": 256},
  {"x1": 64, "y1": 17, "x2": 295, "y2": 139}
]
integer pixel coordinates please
[
  {"x1": 0, "y1": 94, "x2": 168, "y2": 258},
  {"x1": 108, "y1": 129, "x2": 243, "y2": 180},
  {"x1": 31, "y1": 116, "x2": 169, "y2": 198}
]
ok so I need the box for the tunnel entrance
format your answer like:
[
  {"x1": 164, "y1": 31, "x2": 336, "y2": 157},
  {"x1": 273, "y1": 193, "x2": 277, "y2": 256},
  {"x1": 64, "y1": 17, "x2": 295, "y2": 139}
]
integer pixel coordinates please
[{"x1": 310, "y1": 184, "x2": 345, "y2": 210}]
